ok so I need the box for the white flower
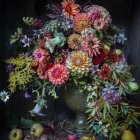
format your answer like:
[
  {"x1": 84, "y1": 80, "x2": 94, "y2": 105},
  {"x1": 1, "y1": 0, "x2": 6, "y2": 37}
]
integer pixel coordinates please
[
  {"x1": 0, "y1": 90, "x2": 10, "y2": 103},
  {"x1": 99, "y1": 121, "x2": 103, "y2": 125}
]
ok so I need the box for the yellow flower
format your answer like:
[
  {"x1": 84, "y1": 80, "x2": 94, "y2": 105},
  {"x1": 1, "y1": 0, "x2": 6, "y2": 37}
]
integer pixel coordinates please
[
  {"x1": 66, "y1": 51, "x2": 92, "y2": 74},
  {"x1": 67, "y1": 34, "x2": 82, "y2": 50}
]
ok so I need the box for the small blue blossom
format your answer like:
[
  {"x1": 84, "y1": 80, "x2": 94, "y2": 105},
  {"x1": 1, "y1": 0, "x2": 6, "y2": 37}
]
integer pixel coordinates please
[
  {"x1": 7, "y1": 64, "x2": 15, "y2": 72},
  {"x1": 103, "y1": 82, "x2": 115, "y2": 93},
  {"x1": 21, "y1": 35, "x2": 30, "y2": 47},
  {"x1": 114, "y1": 32, "x2": 127, "y2": 45}
]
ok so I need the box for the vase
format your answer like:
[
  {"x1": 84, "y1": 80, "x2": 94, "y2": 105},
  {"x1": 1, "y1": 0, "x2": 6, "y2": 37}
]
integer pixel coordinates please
[{"x1": 62, "y1": 85, "x2": 88, "y2": 137}]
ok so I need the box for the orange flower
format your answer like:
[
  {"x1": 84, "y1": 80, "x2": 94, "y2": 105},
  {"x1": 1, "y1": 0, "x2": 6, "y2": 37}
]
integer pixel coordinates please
[
  {"x1": 62, "y1": 0, "x2": 80, "y2": 19},
  {"x1": 74, "y1": 13, "x2": 91, "y2": 33}
]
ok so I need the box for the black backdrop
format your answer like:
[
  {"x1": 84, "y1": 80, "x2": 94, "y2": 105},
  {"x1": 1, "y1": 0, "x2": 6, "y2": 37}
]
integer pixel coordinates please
[{"x1": 0, "y1": 0, "x2": 140, "y2": 139}]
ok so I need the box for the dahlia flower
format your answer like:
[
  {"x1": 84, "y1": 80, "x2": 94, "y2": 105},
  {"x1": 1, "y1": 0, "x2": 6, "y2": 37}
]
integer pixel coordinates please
[
  {"x1": 68, "y1": 34, "x2": 82, "y2": 50},
  {"x1": 66, "y1": 51, "x2": 92, "y2": 74},
  {"x1": 62, "y1": 0, "x2": 80, "y2": 19},
  {"x1": 81, "y1": 27, "x2": 95, "y2": 39},
  {"x1": 109, "y1": 52, "x2": 120, "y2": 64},
  {"x1": 94, "y1": 18, "x2": 106, "y2": 30},
  {"x1": 33, "y1": 48, "x2": 49, "y2": 62},
  {"x1": 81, "y1": 37, "x2": 101, "y2": 56},
  {"x1": 48, "y1": 64, "x2": 69, "y2": 85},
  {"x1": 92, "y1": 49, "x2": 106, "y2": 65},
  {"x1": 74, "y1": 13, "x2": 91, "y2": 33},
  {"x1": 37, "y1": 64, "x2": 48, "y2": 79},
  {"x1": 87, "y1": 5, "x2": 111, "y2": 30},
  {"x1": 98, "y1": 64, "x2": 111, "y2": 80},
  {"x1": 103, "y1": 91, "x2": 121, "y2": 105}
]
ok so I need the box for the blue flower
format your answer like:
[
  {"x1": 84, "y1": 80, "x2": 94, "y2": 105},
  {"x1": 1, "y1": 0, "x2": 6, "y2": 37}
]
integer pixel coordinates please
[
  {"x1": 21, "y1": 35, "x2": 30, "y2": 47},
  {"x1": 114, "y1": 32, "x2": 127, "y2": 45}
]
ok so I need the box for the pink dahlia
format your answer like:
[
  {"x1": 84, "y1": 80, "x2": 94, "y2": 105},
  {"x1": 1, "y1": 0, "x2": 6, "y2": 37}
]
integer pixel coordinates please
[
  {"x1": 87, "y1": 5, "x2": 112, "y2": 30},
  {"x1": 48, "y1": 64, "x2": 69, "y2": 85},
  {"x1": 88, "y1": 6, "x2": 101, "y2": 23},
  {"x1": 81, "y1": 37, "x2": 101, "y2": 56},
  {"x1": 94, "y1": 18, "x2": 106, "y2": 30},
  {"x1": 33, "y1": 48, "x2": 49, "y2": 62},
  {"x1": 98, "y1": 64, "x2": 111, "y2": 80}
]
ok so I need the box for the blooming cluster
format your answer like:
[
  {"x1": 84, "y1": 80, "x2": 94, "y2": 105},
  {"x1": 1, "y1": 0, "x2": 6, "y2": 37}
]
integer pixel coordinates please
[{"x1": 4, "y1": 0, "x2": 139, "y2": 139}]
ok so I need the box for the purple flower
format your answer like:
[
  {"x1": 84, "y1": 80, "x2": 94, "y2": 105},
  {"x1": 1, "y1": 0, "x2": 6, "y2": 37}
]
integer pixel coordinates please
[
  {"x1": 103, "y1": 91, "x2": 121, "y2": 105},
  {"x1": 21, "y1": 35, "x2": 30, "y2": 47},
  {"x1": 7, "y1": 64, "x2": 15, "y2": 72}
]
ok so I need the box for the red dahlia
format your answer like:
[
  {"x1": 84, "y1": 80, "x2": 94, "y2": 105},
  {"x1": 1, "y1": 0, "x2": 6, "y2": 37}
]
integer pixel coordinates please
[
  {"x1": 98, "y1": 64, "x2": 111, "y2": 80},
  {"x1": 109, "y1": 52, "x2": 120, "y2": 64},
  {"x1": 92, "y1": 49, "x2": 106, "y2": 65}
]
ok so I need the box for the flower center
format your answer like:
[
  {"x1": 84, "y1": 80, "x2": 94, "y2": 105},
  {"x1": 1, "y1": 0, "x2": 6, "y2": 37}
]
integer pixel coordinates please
[
  {"x1": 73, "y1": 39, "x2": 80, "y2": 46},
  {"x1": 89, "y1": 41, "x2": 94, "y2": 46},
  {"x1": 66, "y1": 6, "x2": 72, "y2": 13},
  {"x1": 52, "y1": 68, "x2": 61, "y2": 78},
  {"x1": 74, "y1": 58, "x2": 82, "y2": 66},
  {"x1": 37, "y1": 53, "x2": 42, "y2": 58}
]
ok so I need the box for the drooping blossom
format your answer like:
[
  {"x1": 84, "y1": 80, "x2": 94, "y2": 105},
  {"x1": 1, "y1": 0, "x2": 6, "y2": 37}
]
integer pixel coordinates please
[
  {"x1": 66, "y1": 51, "x2": 92, "y2": 74},
  {"x1": 62, "y1": 0, "x2": 80, "y2": 19},
  {"x1": 98, "y1": 64, "x2": 111, "y2": 80},
  {"x1": 48, "y1": 64, "x2": 69, "y2": 85}
]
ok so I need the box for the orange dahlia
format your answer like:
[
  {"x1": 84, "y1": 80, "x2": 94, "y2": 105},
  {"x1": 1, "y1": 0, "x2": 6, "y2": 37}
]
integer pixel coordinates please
[
  {"x1": 62, "y1": 0, "x2": 80, "y2": 19},
  {"x1": 74, "y1": 13, "x2": 91, "y2": 33},
  {"x1": 67, "y1": 34, "x2": 82, "y2": 50}
]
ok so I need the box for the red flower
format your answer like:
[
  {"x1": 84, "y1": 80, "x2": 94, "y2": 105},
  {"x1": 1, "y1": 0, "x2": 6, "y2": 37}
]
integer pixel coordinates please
[
  {"x1": 109, "y1": 52, "x2": 120, "y2": 64},
  {"x1": 37, "y1": 63, "x2": 54, "y2": 79},
  {"x1": 31, "y1": 62, "x2": 39, "y2": 70},
  {"x1": 98, "y1": 64, "x2": 111, "y2": 80},
  {"x1": 92, "y1": 49, "x2": 106, "y2": 65},
  {"x1": 38, "y1": 33, "x2": 53, "y2": 48}
]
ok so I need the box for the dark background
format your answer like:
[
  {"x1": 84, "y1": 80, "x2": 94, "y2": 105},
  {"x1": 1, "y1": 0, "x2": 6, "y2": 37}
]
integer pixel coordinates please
[{"x1": 0, "y1": 0, "x2": 140, "y2": 139}]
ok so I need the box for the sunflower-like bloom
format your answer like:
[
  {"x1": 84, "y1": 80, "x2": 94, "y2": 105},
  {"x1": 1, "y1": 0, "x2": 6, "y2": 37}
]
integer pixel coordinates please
[
  {"x1": 67, "y1": 34, "x2": 82, "y2": 50},
  {"x1": 74, "y1": 13, "x2": 91, "y2": 33},
  {"x1": 66, "y1": 51, "x2": 92, "y2": 74},
  {"x1": 62, "y1": 0, "x2": 80, "y2": 19},
  {"x1": 81, "y1": 37, "x2": 101, "y2": 56}
]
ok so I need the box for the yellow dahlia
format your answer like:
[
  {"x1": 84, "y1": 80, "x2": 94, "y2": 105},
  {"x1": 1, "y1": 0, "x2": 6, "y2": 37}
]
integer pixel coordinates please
[
  {"x1": 67, "y1": 34, "x2": 82, "y2": 50},
  {"x1": 66, "y1": 51, "x2": 92, "y2": 74},
  {"x1": 74, "y1": 13, "x2": 91, "y2": 33}
]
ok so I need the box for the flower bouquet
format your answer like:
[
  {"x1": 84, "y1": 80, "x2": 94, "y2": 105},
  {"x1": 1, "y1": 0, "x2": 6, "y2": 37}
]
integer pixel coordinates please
[{"x1": 1, "y1": 0, "x2": 140, "y2": 139}]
